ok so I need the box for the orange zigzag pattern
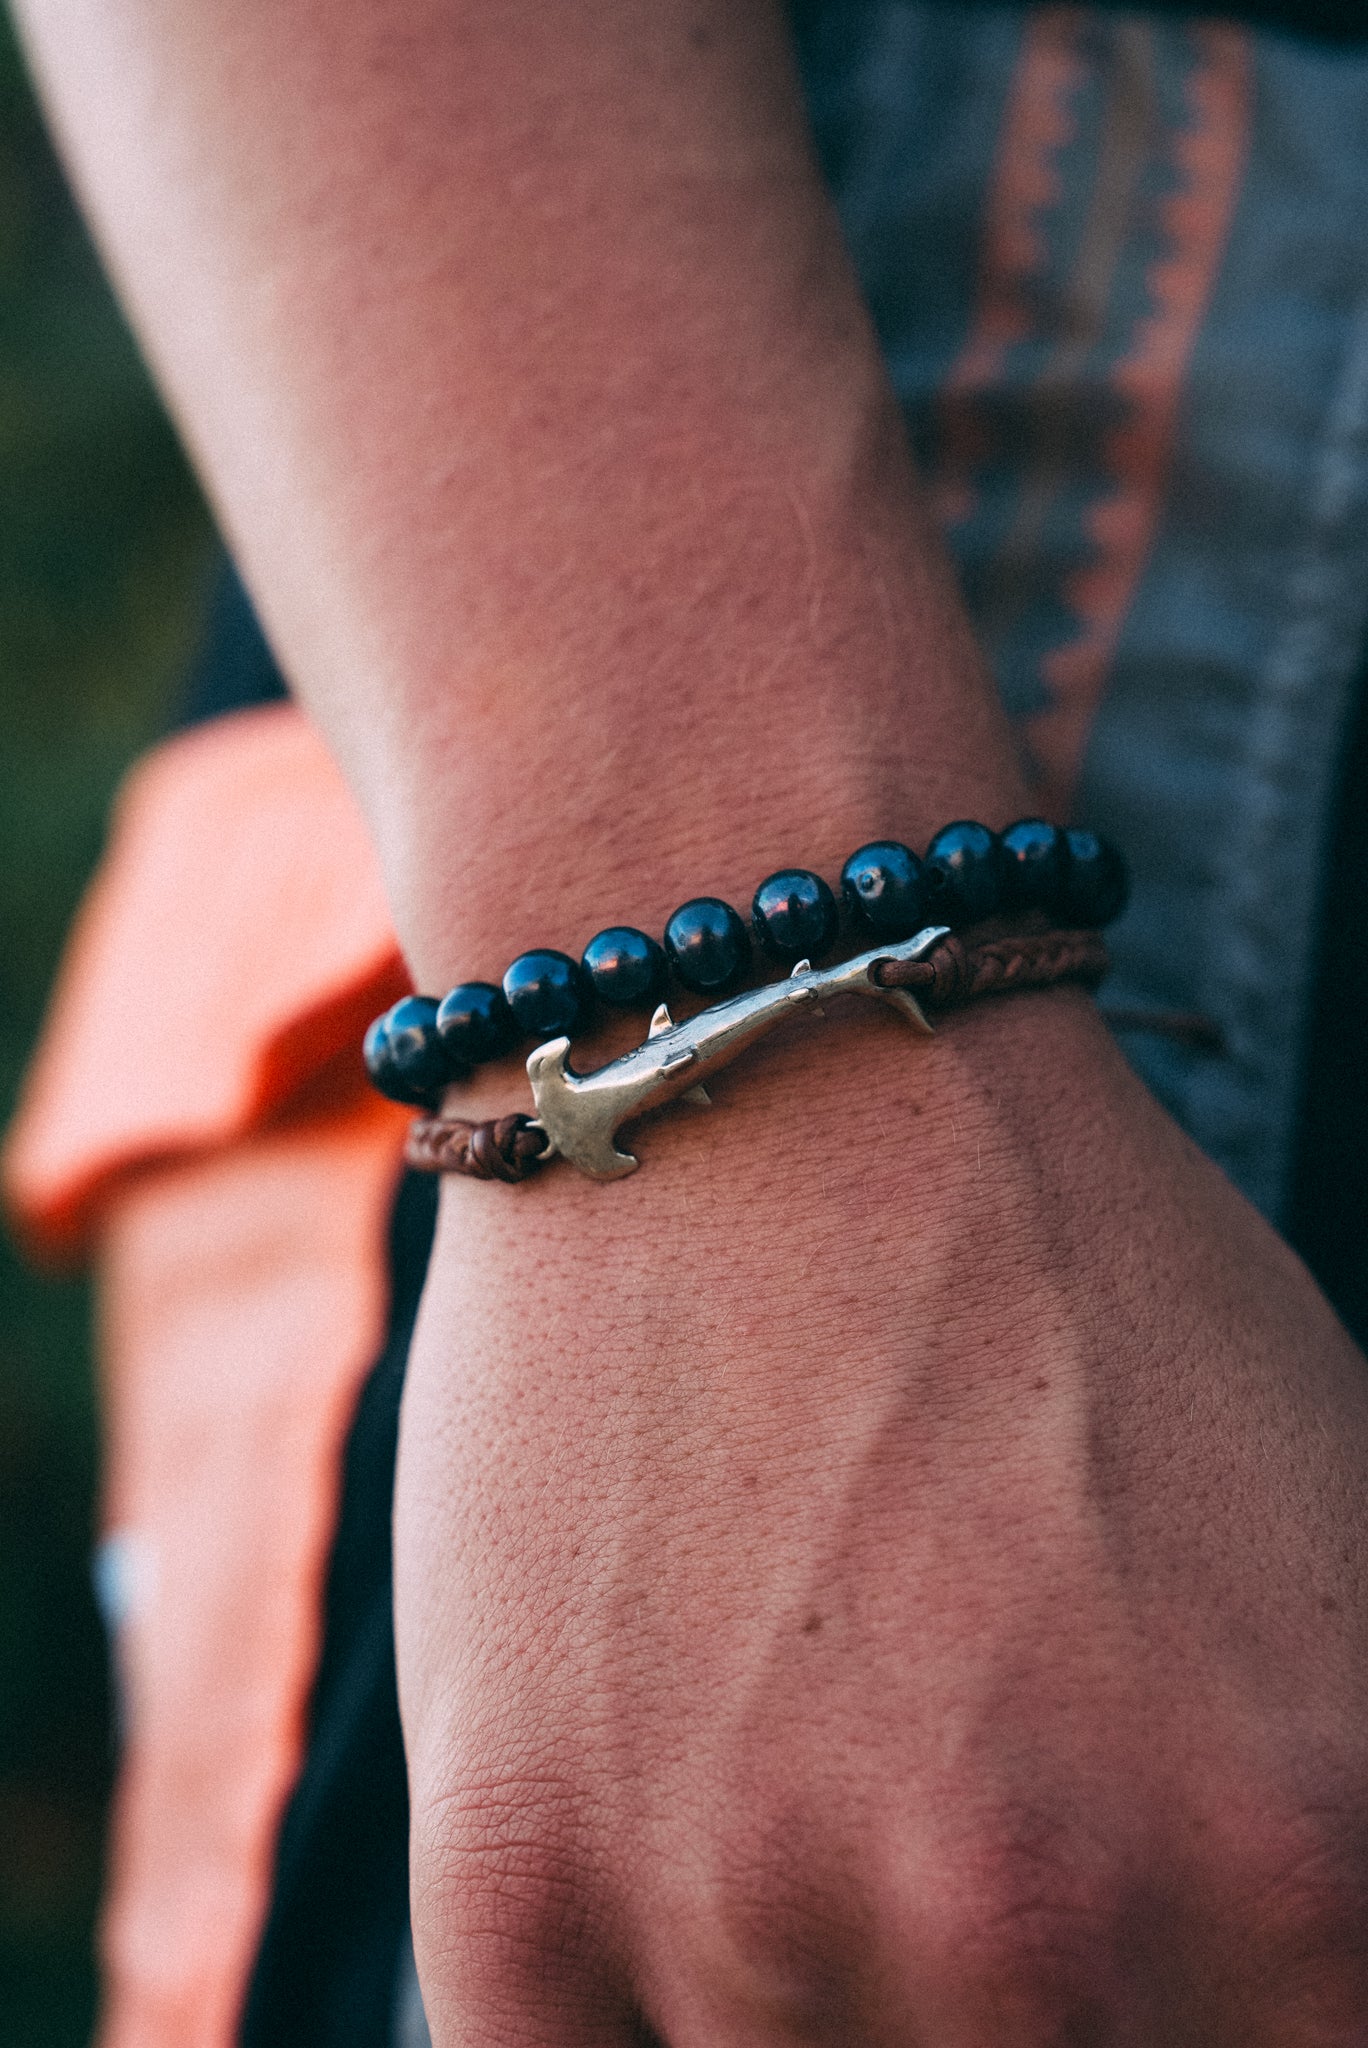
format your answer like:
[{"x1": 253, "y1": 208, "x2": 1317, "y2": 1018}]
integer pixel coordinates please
[{"x1": 1031, "y1": 22, "x2": 1252, "y2": 812}]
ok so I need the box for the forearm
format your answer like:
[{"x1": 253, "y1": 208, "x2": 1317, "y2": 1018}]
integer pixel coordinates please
[{"x1": 14, "y1": 0, "x2": 1023, "y2": 992}]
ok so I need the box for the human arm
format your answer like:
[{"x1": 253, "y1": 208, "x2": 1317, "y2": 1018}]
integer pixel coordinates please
[{"x1": 14, "y1": 2, "x2": 1368, "y2": 2040}]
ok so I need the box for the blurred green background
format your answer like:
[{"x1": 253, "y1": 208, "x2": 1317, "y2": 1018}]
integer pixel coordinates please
[{"x1": 0, "y1": 18, "x2": 213, "y2": 2042}]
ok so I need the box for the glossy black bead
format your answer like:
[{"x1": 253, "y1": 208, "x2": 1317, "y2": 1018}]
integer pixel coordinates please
[
  {"x1": 364, "y1": 1013, "x2": 418, "y2": 1104},
  {"x1": 1061, "y1": 828, "x2": 1130, "y2": 925},
  {"x1": 502, "y1": 949, "x2": 592, "y2": 1039},
  {"x1": 581, "y1": 925, "x2": 669, "y2": 1009},
  {"x1": 435, "y1": 980, "x2": 516, "y2": 1070},
  {"x1": 999, "y1": 817, "x2": 1070, "y2": 917},
  {"x1": 840, "y1": 840, "x2": 928, "y2": 939},
  {"x1": 363, "y1": 996, "x2": 449, "y2": 1105},
  {"x1": 923, "y1": 820, "x2": 1002, "y2": 927},
  {"x1": 751, "y1": 868, "x2": 839, "y2": 963},
  {"x1": 664, "y1": 896, "x2": 750, "y2": 994}
]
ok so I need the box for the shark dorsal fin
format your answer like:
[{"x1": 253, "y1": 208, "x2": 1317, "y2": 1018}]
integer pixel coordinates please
[
  {"x1": 789, "y1": 958, "x2": 813, "y2": 976},
  {"x1": 648, "y1": 1002, "x2": 675, "y2": 1037}
]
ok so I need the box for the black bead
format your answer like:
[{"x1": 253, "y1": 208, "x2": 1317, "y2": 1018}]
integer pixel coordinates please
[
  {"x1": 923, "y1": 820, "x2": 1002, "y2": 927},
  {"x1": 999, "y1": 817, "x2": 1070, "y2": 917},
  {"x1": 1061, "y1": 829, "x2": 1130, "y2": 926},
  {"x1": 363, "y1": 1013, "x2": 416, "y2": 1104},
  {"x1": 363, "y1": 995, "x2": 449, "y2": 1105},
  {"x1": 435, "y1": 980, "x2": 516, "y2": 1069},
  {"x1": 664, "y1": 896, "x2": 750, "y2": 994},
  {"x1": 751, "y1": 868, "x2": 839, "y2": 963},
  {"x1": 840, "y1": 840, "x2": 928, "y2": 939},
  {"x1": 581, "y1": 926, "x2": 669, "y2": 1009},
  {"x1": 502, "y1": 949, "x2": 592, "y2": 1039}
]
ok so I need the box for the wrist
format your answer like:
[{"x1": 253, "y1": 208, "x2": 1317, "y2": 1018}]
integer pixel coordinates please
[{"x1": 428, "y1": 986, "x2": 1126, "y2": 1356}]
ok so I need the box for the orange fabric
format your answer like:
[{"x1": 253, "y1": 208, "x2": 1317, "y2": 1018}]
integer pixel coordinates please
[
  {"x1": 3, "y1": 702, "x2": 409, "y2": 1260},
  {"x1": 96, "y1": 1107, "x2": 406, "y2": 2048},
  {"x1": 4, "y1": 704, "x2": 413, "y2": 2048}
]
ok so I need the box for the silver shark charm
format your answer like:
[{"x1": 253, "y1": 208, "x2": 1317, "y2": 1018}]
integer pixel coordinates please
[{"x1": 525, "y1": 924, "x2": 951, "y2": 1179}]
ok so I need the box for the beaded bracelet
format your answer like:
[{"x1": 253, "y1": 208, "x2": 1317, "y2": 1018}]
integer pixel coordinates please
[
  {"x1": 363, "y1": 818, "x2": 1128, "y2": 1110},
  {"x1": 407, "y1": 920, "x2": 1112, "y2": 1183}
]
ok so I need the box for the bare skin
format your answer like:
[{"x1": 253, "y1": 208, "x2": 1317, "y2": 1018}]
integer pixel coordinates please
[{"x1": 15, "y1": 1, "x2": 1368, "y2": 2038}]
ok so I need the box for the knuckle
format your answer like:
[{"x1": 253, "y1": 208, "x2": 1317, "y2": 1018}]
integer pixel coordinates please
[
  {"x1": 687, "y1": 1807, "x2": 875, "y2": 2033},
  {"x1": 689, "y1": 1797, "x2": 1138, "y2": 2040},
  {"x1": 907, "y1": 1805, "x2": 1136, "y2": 2033},
  {"x1": 409, "y1": 1762, "x2": 592, "y2": 1992},
  {"x1": 1212, "y1": 1805, "x2": 1368, "y2": 2017}
]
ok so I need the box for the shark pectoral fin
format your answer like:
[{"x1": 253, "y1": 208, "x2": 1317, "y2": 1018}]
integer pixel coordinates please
[
  {"x1": 648, "y1": 1003, "x2": 675, "y2": 1037},
  {"x1": 681, "y1": 1082, "x2": 712, "y2": 1108},
  {"x1": 878, "y1": 986, "x2": 934, "y2": 1035}
]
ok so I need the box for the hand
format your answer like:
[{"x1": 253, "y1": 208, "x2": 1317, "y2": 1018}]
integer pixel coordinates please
[{"x1": 395, "y1": 992, "x2": 1368, "y2": 2044}]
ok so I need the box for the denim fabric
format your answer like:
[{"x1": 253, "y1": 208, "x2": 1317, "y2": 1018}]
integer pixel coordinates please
[{"x1": 796, "y1": 4, "x2": 1368, "y2": 1221}]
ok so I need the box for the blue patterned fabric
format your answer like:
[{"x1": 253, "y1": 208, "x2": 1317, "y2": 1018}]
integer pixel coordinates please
[{"x1": 796, "y1": 4, "x2": 1368, "y2": 1221}]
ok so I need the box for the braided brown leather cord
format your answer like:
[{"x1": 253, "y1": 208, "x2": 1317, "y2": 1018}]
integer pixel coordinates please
[
  {"x1": 872, "y1": 925, "x2": 1109, "y2": 1005},
  {"x1": 404, "y1": 1111, "x2": 549, "y2": 1183},
  {"x1": 405, "y1": 927, "x2": 1109, "y2": 1181}
]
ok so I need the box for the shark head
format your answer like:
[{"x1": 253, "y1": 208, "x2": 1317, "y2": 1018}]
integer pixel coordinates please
[{"x1": 525, "y1": 1037, "x2": 641, "y2": 1179}]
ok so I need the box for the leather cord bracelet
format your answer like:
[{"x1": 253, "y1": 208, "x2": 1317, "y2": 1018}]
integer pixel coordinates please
[
  {"x1": 869, "y1": 922, "x2": 1108, "y2": 1005},
  {"x1": 404, "y1": 921, "x2": 1110, "y2": 1184}
]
